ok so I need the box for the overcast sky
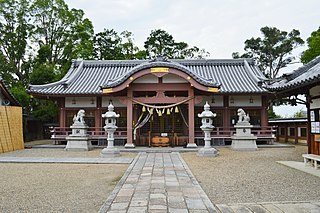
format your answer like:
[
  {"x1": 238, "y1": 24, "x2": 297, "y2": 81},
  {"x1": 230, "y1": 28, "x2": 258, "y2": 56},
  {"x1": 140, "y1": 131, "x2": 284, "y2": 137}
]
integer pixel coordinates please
[{"x1": 64, "y1": 0, "x2": 319, "y2": 116}]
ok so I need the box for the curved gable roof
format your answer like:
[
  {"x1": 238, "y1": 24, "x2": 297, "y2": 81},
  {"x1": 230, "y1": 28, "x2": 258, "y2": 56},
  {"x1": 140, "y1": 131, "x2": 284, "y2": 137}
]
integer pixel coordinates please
[
  {"x1": 28, "y1": 58, "x2": 268, "y2": 95},
  {"x1": 102, "y1": 58, "x2": 220, "y2": 88},
  {"x1": 266, "y1": 56, "x2": 320, "y2": 92}
]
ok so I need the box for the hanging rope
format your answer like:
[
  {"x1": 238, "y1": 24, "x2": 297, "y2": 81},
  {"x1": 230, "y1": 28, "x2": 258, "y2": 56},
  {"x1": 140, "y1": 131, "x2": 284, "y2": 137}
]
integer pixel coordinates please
[
  {"x1": 133, "y1": 113, "x2": 151, "y2": 140},
  {"x1": 178, "y1": 105, "x2": 189, "y2": 128},
  {"x1": 131, "y1": 96, "x2": 194, "y2": 109}
]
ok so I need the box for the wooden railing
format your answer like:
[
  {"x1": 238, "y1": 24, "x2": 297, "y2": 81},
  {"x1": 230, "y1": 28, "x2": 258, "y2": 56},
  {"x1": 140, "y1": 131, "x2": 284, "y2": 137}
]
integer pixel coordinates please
[
  {"x1": 50, "y1": 127, "x2": 127, "y2": 143},
  {"x1": 195, "y1": 126, "x2": 276, "y2": 141},
  {"x1": 51, "y1": 126, "x2": 276, "y2": 145}
]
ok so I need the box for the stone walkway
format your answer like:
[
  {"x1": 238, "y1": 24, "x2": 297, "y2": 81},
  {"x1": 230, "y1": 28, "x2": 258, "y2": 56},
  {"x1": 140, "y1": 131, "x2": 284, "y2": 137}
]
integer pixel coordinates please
[{"x1": 99, "y1": 152, "x2": 218, "y2": 212}]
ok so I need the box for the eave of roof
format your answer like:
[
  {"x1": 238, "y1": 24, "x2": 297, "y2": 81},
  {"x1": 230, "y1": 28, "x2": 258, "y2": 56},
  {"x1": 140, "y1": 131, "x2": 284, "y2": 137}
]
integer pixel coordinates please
[
  {"x1": 0, "y1": 78, "x2": 21, "y2": 106},
  {"x1": 266, "y1": 56, "x2": 320, "y2": 92}
]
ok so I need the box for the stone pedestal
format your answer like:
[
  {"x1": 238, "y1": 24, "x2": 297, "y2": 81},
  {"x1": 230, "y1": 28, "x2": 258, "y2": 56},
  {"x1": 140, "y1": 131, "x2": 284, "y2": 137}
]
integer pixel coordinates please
[
  {"x1": 124, "y1": 143, "x2": 136, "y2": 148},
  {"x1": 101, "y1": 127, "x2": 120, "y2": 157},
  {"x1": 65, "y1": 122, "x2": 93, "y2": 151},
  {"x1": 231, "y1": 122, "x2": 258, "y2": 151},
  {"x1": 186, "y1": 143, "x2": 198, "y2": 148},
  {"x1": 197, "y1": 127, "x2": 219, "y2": 157}
]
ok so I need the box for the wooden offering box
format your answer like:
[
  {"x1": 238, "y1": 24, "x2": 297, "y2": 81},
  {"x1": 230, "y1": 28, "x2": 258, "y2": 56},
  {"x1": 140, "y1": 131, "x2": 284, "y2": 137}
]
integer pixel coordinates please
[{"x1": 152, "y1": 136, "x2": 170, "y2": 147}]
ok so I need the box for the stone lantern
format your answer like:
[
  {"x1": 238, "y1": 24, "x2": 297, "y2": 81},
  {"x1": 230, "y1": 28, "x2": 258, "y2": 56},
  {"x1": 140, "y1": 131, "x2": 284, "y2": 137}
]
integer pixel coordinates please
[
  {"x1": 197, "y1": 102, "x2": 219, "y2": 157},
  {"x1": 101, "y1": 103, "x2": 121, "y2": 157}
]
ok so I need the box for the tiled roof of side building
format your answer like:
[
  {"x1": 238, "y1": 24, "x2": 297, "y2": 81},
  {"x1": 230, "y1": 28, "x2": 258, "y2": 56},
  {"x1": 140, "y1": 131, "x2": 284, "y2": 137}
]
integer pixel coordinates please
[
  {"x1": 0, "y1": 78, "x2": 21, "y2": 106},
  {"x1": 266, "y1": 56, "x2": 320, "y2": 92},
  {"x1": 28, "y1": 58, "x2": 269, "y2": 95}
]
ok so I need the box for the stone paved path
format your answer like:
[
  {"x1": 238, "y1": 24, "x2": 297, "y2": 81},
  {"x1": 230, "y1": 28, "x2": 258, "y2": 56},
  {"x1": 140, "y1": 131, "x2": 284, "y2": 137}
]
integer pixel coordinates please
[{"x1": 99, "y1": 152, "x2": 218, "y2": 213}]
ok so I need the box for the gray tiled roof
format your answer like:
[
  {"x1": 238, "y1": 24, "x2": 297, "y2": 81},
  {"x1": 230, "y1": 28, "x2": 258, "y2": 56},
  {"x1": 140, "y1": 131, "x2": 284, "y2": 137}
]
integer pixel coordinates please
[
  {"x1": 266, "y1": 56, "x2": 320, "y2": 92},
  {"x1": 0, "y1": 78, "x2": 21, "y2": 106},
  {"x1": 28, "y1": 58, "x2": 268, "y2": 95}
]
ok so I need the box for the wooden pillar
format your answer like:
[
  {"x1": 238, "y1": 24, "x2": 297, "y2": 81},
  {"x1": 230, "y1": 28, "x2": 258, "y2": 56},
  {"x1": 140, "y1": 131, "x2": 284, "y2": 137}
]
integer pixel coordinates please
[
  {"x1": 187, "y1": 87, "x2": 197, "y2": 148},
  {"x1": 223, "y1": 95, "x2": 229, "y2": 128},
  {"x1": 59, "y1": 98, "x2": 66, "y2": 127},
  {"x1": 306, "y1": 92, "x2": 312, "y2": 154},
  {"x1": 95, "y1": 96, "x2": 102, "y2": 131},
  {"x1": 261, "y1": 95, "x2": 268, "y2": 127},
  {"x1": 125, "y1": 89, "x2": 135, "y2": 148},
  {"x1": 295, "y1": 124, "x2": 298, "y2": 144}
]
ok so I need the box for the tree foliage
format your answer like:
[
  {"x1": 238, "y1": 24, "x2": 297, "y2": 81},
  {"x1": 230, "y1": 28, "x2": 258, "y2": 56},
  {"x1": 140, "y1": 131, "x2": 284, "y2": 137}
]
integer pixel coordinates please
[
  {"x1": 0, "y1": 0, "x2": 209, "y2": 124},
  {"x1": 301, "y1": 27, "x2": 320, "y2": 64},
  {"x1": 0, "y1": 0, "x2": 31, "y2": 87},
  {"x1": 144, "y1": 29, "x2": 209, "y2": 59},
  {"x1": 233, "y1": 26, "x2": 304, "y2": 80},
  {"x1": 93, "y1": 29, "x2": 146, "y2": 60}
]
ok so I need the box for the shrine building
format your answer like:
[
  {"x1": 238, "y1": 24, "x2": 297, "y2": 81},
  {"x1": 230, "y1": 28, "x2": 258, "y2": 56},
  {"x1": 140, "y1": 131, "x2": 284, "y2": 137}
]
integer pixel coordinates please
[{"x1": 28, "y1": 57, "x2": 275, "y2": 147}]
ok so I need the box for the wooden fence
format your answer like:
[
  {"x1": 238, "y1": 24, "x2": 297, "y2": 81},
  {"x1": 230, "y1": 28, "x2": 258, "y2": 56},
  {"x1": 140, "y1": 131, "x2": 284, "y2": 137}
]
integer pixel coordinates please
[{"x1": 0, "y1": 106, "x2": 24, "y2": 153}]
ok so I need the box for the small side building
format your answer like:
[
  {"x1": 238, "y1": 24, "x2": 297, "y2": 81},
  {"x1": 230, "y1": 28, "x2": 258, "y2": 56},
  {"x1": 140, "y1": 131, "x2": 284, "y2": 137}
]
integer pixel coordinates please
[
  {"x1": 269, "y1": 118, "x2": 307, "y2": 144},
  {"x1": 0, "y1": 78, "x2": 24, "y2": 153},
  {"x1": 267, "y1": 56, "x2": 320, "y2": 154}
]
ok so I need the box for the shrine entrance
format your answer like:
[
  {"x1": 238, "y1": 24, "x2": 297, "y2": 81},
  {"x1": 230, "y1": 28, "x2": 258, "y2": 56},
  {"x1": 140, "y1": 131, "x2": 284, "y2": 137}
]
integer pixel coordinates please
[{"x1": 135, "y1": 104, "x2": 189, "y2": 147}]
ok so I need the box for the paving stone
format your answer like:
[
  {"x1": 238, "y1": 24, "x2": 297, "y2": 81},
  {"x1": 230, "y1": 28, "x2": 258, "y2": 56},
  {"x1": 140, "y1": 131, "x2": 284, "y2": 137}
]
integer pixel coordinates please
[
  {"x1": 228, "y1": 204, "x2": 253, "y2": 213},
  {"x1": 168, "y1": 201, "x2": 187, "y2": 209},
  {"x1": 113, "y1": 196, "x2": 132, "y2": 203},
  {"x1": 127, "y1": 206, "x2": 148, "y2": 213},
  {"x1": 130, "y1": 200, "x2": 148, "y2": 207},
  {"x1": 149, "y1": 204, "x2": 168, "y2": 210},
  {"x1": 110, "y1": 202, "x2": 129, "y2": 210},
  {"x1": 186, "y1": 198, "x2": 207, "y2": 210},
  {"x1": 246, "y1": 204, "x2": 268, "y2": 213},
  {"x1": 274, "y1": 203, "x2": 309, "y2": 213},
  {"x1": 169, "y1": 208, "x2": 189, "y2": 213},
  {"x1": 215, "y1": 204, "x2": 234, "y2": 213},
  {"x1": 260, "y1": 204, "x2": 283, "y2": 213}
]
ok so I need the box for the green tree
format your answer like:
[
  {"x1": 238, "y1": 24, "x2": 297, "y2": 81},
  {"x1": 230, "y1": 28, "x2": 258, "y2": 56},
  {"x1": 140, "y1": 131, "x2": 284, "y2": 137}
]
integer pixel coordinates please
[
  {"x1": 301, "y1": 27, "x2": 320, "y2": 64},
  {"x1": 293, "y1": 109, "x2": 305, "y2": 118},
  {"x1": 144, "y1": 29, "x2": 209, "y2": 59},
  {"x1": 233, "y1": 26, "x2": 304, "y2": 80},
  {"x1": 93, "y1": 29, "x2": 142, "y2": 60},
  {"x1": 31, "y1": 0, "x2": 94, "y2": 78},
  {"x1": 268, "y1": 108, "x2": 281, "y2": 119},
  {"x1": 0, "y1": 0, "x2": 31, "y2": 87}
]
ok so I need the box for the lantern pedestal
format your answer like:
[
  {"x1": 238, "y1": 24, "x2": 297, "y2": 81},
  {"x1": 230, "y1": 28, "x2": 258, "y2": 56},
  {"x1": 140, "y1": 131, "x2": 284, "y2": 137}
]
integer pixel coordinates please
[
  {"x1": 101, "y1": 127, "x2": 120, "y2": 157},
  {"x1": 65, "y1": 122, "x2": 93, "y2": 151},
  {"x1": 197, "y1": 127, "x2": 219, "y2": 157}
]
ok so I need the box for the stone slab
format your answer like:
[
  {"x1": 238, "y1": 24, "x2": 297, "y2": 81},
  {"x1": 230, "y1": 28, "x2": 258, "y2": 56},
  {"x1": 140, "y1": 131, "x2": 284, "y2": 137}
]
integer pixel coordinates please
[{"x1": 0, "y1": 157, "x2": 133, "y2": 164}]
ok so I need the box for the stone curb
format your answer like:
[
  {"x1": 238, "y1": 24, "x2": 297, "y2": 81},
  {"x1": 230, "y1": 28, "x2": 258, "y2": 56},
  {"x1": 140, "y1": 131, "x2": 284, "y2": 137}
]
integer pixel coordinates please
[{"x1": 98, "y1": 152, "x2": 141, "y2": 213}]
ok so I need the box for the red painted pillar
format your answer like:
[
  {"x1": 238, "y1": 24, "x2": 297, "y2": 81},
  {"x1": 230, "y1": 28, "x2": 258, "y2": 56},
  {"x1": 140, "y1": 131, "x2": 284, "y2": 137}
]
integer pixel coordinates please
[
  {"x1": 59, "y1": 98, "x2": 66, "y2": 127},
  {"x1": 223, "y1": 95, "x2": 229, "y2": 128},
  {"x1": 95, "y1": 96, "x2": 102, "y2": 132},
  {"x1": 125, "y1": 89, "x2": 135, "y2": 148},
  {"x1": 187, "y1": 87, "x2": 197, "y2": 148},
  {"x1": 261, "y1": 95, "x2": 268, "y2": 127}
]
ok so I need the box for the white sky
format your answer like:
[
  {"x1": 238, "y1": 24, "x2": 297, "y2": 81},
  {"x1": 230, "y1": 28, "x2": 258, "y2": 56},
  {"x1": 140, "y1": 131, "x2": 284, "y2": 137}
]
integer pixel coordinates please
[{"x1": 65, "y1": 0, "x2": 319, "y2": 117}]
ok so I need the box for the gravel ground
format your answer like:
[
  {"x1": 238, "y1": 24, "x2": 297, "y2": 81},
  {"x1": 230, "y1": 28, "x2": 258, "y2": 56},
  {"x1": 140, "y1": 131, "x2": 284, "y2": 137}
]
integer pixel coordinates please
[
  {"x1": 182, "y1": 145, "x2": 320, "y2": 204},
  {"x1": 0, "y1": 148, "x2": 137, "y2": 158},
  {"x1": 0, "y1": 149, "x2": 135, "y2": 212}
]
